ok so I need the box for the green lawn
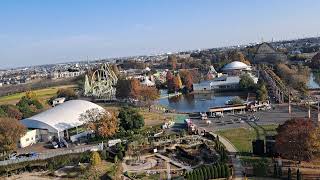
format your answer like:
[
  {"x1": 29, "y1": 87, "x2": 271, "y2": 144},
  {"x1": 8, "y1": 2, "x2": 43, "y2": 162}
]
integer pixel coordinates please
[
  {"x1": 0, "y1": 85, "x2": 76, "y2": 104},
  {"x1": 215, "y1": 124, "x2": 278, "y2": 153}
]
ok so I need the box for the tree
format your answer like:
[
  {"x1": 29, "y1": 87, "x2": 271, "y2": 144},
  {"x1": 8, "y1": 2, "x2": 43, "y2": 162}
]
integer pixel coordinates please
[
  {"x1": 239, "y1": 73, "x2": 255, "y2": 90},
  {"x1": 90, "y1": 151, "x2": 101, "y2": 166},
  {"x1": 310, "y1": 52, "x2": 320, "y2": 69},
  {"x1": 256, "y1": 84, "x2": 268, "y2": 102},
  {"x1": 213, "y1": 165, "x2": 218, "y2": 179},
  {"x1": 168, "y1": 55, "x2": 177, "y2": 70},
  {"x1": 184, "y1": 73, "x2": 193, "y2": 92},
  {"x1": 16, "y1": 95, "x2": 43, "y2": 118},
  {"x1": 0, "y1": 118, "x2": 26, "y2": 154},
  {"x1": 80, "y1": 108, "x2": 118, "y2": 138},
  {"x1": 221, "y1": 164, "x2": 225, "y2": 178},
  {"x1": 309, "y1": 126, "x2": 320, "y2": 155},
  {"x1": 129, "y1": 79, "x2": 141, "y2": 99},
  {"x1": 275, "y1": 118, "x2": 315, "y2": 161},
  {"x1": 224, "y1": 164, "x2": 230, "y2": 178},
  {"x1": 0, "y1": 107, "x2": 6, "y2": 118},
  {"x1": 202, "y1": 166, "x2": 208, "y2": 179},
  {"x1": 288, "y1": 167, "x2": 292, "y2": 180},
  {"x1": 118, "y1": 107, "x2": 144, "y2": 131},
  {"x1": 208, "y1": 165, "x2": 214, "y2": 179},
  {"x1": 199, "y1": 168, "x2": 204, "y2": 180},
  {"x1": 0, "y1": 105, "x2": 23, "y2": 120},
  {"x1": 217, "y1": 164, "x2": 221, "y2": 178},
  {"x1": 138, "y1": 86, "x2": 160, "y2": 109},
  {"x1": 229, "y1": 97, "x2": 244, "y2": 105},
  {"x1": 116, "y1": 78, "x2": 131, "y2": 99},
  {"x1": 166, "y1": 71, "x2": 175, "y2": 93},
  {"x1": 100, "y1": 150, "x2": 108, "y2": 160},
  {"x1": 175, "y1": 74, "x2": 183, "y2": 90},
  {"x1": 117, "y1": 151, "x2": 123, "y2": 160},
  {"x1": 296, "y1": 169, "x2": 301, "y2": 180},
  {"x1": 56, "y1": 88, "x2": 77, "y2": 100},
  {"x1": 206, "y1": 166, "x2": 212, "y2": 179},
  {"x1": 114, "y1": 155, "x2": 118, "y2": 163},
  {"x1": 230, "y1": 51, "x2": 251, "y2": 65},
  {"x1": 25, "y1": 90, "x2": 37, "y2": 99}
]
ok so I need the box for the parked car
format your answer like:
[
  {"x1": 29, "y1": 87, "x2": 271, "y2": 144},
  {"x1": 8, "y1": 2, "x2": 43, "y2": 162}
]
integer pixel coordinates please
[
  {"x1": 51, "y1": 141, "x2": 59, "y2": 149},
  {"x1": 57, "y1": 141, "x2": 66, "y2": 148},
  {"x1": 9, "y1": 151, "x2": 17, "y2": 160}
]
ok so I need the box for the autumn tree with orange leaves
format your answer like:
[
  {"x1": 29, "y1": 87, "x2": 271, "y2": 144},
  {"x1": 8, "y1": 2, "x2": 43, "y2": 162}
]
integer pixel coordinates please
[
  {"x1": 0, "y1": 118, "x2": 26, "y2": 154},
  {"x1": 138, "y1": 86, "x2": 160, "y2": 110},
  {"x1": 275, "y1": 118, "x2": 320, "y2": 161},
  {"x1": 80, "y1": 108, "x2": 118, "y2": 138},
  {"x1": 167, "y1": 55, "x2": 178, "y2": 70}
]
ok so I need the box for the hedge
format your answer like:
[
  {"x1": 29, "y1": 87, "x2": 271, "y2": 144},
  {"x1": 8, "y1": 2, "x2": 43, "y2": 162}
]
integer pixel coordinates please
[{"x1": 0, "y1": 151, "x2": 91, "y2": 176}]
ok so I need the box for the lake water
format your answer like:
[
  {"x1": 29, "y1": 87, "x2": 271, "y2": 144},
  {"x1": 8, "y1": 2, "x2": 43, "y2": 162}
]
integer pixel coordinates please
[
  {"x1": 307, "y1": 72, "x2": 320, "y2": 89},
  {"x1": 156, "y1": 90, "x2": 247, "y2": 113}
]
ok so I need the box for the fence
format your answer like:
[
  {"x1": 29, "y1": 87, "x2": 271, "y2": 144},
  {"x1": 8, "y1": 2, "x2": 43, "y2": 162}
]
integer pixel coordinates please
[{"x1": 0, "y1": 144, "x2": 103, "y2": 166}]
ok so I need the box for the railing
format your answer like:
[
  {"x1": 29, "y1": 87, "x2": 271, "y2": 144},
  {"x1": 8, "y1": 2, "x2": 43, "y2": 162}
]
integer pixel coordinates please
[{"x1": 0, "y1": 144, "x2": 103, "y2": 166}]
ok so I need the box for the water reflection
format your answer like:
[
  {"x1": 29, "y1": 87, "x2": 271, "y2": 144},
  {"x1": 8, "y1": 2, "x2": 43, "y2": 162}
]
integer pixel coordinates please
[
  {"x1": 307, "y1": 72, "x2": 320, "y2": 89},
  {"x1": 157, "y1": 91, "x2": 247, "y2": 113}
]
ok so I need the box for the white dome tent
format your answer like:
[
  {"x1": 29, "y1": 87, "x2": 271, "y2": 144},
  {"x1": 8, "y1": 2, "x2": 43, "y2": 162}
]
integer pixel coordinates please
[
  {"x1": 222, "y1": 61, "x2": 251, "y2": 71},
  {"x1": 20, "y1": 100, "x2": 105, "y2": 143}
]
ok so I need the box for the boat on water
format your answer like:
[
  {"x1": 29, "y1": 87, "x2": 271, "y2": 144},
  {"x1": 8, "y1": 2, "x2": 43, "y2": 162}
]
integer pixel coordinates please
[{"x1": 225, "y1": 100, "x2": 232, "y2": 105}]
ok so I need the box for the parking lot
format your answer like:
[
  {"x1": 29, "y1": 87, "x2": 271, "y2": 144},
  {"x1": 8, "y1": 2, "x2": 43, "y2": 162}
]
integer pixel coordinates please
[{"x1": 189, "y1": 104, "x2": 318, "y2": 131}]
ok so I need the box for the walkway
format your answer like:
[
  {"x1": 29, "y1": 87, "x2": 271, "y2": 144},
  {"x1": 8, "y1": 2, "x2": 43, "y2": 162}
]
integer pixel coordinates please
[
  {"x1": 155, "y1": 153, "x2": 192, "y2": 171},
  {"x1": 210, "y1": 132, "x2": 245, "y2": 180}
]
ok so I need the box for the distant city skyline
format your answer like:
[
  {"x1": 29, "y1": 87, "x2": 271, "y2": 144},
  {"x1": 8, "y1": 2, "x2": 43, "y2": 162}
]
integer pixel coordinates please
[{"x1": 1, "y1": 0, "x2": 320, "y2": 68}]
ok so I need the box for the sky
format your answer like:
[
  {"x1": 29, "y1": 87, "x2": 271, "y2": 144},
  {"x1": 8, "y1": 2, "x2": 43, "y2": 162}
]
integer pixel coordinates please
[{"x1": 0, "y1": 0, "x2": 320, "y2": 68}]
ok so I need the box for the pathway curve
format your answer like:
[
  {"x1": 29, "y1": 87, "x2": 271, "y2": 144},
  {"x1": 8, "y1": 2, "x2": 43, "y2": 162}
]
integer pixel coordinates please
[
  {"x1": 209, "y1": 132, "x2": 245, "y2": 180},
  {"x1": 155, "y1": 153, "x2": 192, "y2": 171}
]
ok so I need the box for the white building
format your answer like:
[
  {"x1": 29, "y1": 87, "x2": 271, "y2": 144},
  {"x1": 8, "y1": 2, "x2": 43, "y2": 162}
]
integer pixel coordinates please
[
  {"x1": 193, "y1": 74, "x2": 258, "y2": 92},
  {"x1": 193, "y1": 76, "x2": 241, "y2": 92},
  {"x1": 141, "y1": 77, "x2": 155, "y2": 86},
  {"x1": 222, "y1": 61, "x2": 252, "y2": 74},
  {"x1": 19, "y1": 129, "x2": 41, "y2": 148},
  {"x1": 20, "y1": 100, "x2": 105, "y2": 146},
  {"x1": 50, "y1": 70, "x2": 85, "y2": 79},
  {"x1": 52, "y1": 97, "x2": 66, "y2": 107}
]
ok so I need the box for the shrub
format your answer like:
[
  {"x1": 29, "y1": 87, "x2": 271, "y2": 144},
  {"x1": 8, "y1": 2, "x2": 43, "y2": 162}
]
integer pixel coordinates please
[
  {"x1": 217, "y1": 164, "x2": 221, "y2": 178},
  {"x1": 90, "y1": 151, "x2": 101, "y2": 166},
  {"x1": 213, "y1": 165, "x2": 218, "y2": 179},
  {"x1": 117, "y1": 151, "x2": 123, "y2": 160},
  {"x1": 100, "y1": 150, "x2": 109, "y2": 160},
  {"x1": 221, "y1": 164, "x2": 225, "y2": 178},
  {"x1": 224, "y1": 164, "x2": 230, "y2": 178}
]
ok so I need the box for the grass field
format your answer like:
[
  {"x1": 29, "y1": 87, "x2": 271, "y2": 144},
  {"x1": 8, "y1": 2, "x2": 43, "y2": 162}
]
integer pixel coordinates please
[
  {"x1": 0, "y1": 84, "x2": 76, "y2": 105},
  {"x1": 216, "y1": 124, "x2": 278, "y2": 153}
]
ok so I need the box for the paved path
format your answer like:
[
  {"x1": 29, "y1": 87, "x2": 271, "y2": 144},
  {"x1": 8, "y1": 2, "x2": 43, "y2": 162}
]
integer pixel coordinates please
[
  {"x1": 210, "y1": 132, "x2": 245, "y2": 180},
  {"x1": 155, "y1": 153, "x2": 192, "y2": 171}
]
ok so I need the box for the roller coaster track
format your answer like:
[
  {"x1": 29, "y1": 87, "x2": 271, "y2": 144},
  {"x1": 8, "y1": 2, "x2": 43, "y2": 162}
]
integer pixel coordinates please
[{"x1": 260, "y1": 66, "x2": 300, "y2": 103}]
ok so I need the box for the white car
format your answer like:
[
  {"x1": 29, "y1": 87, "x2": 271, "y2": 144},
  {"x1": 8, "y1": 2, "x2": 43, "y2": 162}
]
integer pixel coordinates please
[{"x1": 51, "y1": 142, "x2": 59, "y2": 149}]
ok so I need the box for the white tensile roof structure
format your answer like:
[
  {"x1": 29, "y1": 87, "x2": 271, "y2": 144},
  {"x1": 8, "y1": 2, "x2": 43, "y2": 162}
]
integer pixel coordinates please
[
  {"x1": 222, "y1": 61, "x2": 251, "y2": 71},
  {"x1": 21, "y1": 100, "x2": 105, "y2": 133}
]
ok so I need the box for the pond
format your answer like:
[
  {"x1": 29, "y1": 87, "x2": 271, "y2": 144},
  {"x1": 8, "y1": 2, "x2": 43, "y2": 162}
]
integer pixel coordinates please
[
  {"x1": 156, "y1": 90, "x2": 247, "y2": 113},
  {"x1": 307, "y1": 72, "x2": 320, "y2": 89}
]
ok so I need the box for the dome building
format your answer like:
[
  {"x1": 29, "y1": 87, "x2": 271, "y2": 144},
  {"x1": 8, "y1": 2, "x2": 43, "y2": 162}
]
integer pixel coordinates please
[
  {"x1": 19, "y1": 100, "x2": 105, "y2": 147},
  {"x1": 222, "y1": 61, "x2": 251, "y2": 71}
]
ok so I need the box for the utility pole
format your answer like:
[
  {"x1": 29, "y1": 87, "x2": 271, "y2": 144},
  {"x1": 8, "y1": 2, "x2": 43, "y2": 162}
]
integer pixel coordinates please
[
  {"x1": 317, "y1": 99, "x2": 320, "y2": 126},
  {"x1": 308, "y1": 99, "x2": 311, "y2": 119},
  {"x1": 288, "y1": 90, "x2": 291, "y2": 117}
]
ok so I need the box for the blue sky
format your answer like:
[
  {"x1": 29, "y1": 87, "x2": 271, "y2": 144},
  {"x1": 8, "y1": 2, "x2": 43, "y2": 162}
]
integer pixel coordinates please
[{"x1": 0, "y1": 0, "x2": 320, "y2": 68}]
